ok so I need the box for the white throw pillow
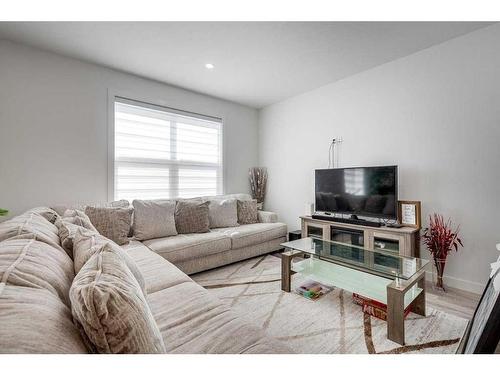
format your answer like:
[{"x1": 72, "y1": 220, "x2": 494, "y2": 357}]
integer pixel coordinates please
[
  {"x1": 132, "y1": 199, "x2": 177, "y2": 241},
  {"x1": 69, "y1": 243, "x2": 165, "y2": 354},
  {"x1": 208, "y1": 199, "x2": 239, "y2": 228}
]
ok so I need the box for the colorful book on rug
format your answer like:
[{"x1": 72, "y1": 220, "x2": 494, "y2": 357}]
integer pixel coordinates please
[
  {"x1": 295, "y1": 280, "x2": 333, "y2": 300},
  {"x1": 352, "y1": 293, "x2": 412, "y2": 321}
]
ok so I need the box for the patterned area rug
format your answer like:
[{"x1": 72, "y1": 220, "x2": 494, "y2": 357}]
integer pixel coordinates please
[{"x1": 192, "y1": 254, "x2": 468, "y2": 354}]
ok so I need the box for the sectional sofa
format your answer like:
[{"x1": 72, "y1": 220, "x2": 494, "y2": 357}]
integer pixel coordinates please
[{"x1": 0, "y1": 194, "x2": 291, "y2": 354}]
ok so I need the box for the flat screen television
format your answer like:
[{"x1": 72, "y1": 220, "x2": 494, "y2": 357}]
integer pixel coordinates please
[{"x1": 315, "y1": 166, "x2": 398, "y2": 220}]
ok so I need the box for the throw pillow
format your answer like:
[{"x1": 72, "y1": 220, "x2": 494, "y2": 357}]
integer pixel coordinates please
[
  {"x1": 84, "y1": 206, "x2": 132, "y2": 245},
  {"x1": 132, "y1": 199, "x2": 177, "y2": 240},
  {"x1": 55, "y1": 209, "x2": 98, "y2": 257},
  {"x1": 237, "y1": 199, "x2": 258, "y2": 224},
  {"x1": 72, "y1": 228, "x2": 146, "y2": 294},
  {"x1": 56, "y1": 220, "x2": 85, "y2": 258},
  {"x1": 208, "y1": 199, "x2": 238, "y2": 228},
  {"x1": 69, "y1": 243, "x2": 165, "y2": 354},
  {"x1": 62, "y1": 209, "x2": 97, "y2": 231},
  {"x1": 174, "y1": 200, "x2": 210, "y2": 234},
  {"x1": 24, "y1": 207, "x2": 59, "y2": 224}
]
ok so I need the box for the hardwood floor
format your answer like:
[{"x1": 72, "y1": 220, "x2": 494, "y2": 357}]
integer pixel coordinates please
[{"x1": 425, "y1": 282, "x2": 480, "y2": 320}]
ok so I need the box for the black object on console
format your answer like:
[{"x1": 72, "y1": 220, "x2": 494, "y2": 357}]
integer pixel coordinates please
[{"x1": 311, "y1": 214, "x2": 382, "y2": 228}]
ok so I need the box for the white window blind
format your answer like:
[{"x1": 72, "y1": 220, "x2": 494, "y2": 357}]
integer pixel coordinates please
[{"x1": 114, "y1": 98, "x2": 223, "y2": 201}]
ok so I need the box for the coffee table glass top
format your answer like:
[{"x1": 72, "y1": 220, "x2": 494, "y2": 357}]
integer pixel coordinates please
[{"x1": 281, "y1": 237, "x2": 428, "y2": 280}]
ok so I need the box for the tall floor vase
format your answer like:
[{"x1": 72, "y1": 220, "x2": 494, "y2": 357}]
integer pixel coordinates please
[
  {"x1": 249, "y1": 167, "x2": 268, "y2": 210},
  {"x1": 433, "y1": 258, "x2": 447, "y2": 291}
]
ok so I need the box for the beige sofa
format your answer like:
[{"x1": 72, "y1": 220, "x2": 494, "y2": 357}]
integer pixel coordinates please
[
  {"x1": 0, "y1": 196, "x2": 291, "y2": 354},
  {"x1": 53, "y1": 193, "x2": 287, "y2": 275},
  {"x1": 123, "y1": 240, "x2": 290, "y2": 353}
]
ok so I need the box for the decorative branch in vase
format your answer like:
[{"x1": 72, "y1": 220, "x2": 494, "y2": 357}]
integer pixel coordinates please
[
  {"x1": 249, "y1": 167, "x2": 268, "y2": 210},
  {"x1": 422, "y1": 213, "x2": 463, "y2": 291},
  {"x1": 0, "y1": 208, "x2": 8, "y2": 217}
]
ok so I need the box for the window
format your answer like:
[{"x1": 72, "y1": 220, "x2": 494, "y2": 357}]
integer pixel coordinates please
[{"x1": 113, "y1": 98, "x2": 223, "y2": 201}]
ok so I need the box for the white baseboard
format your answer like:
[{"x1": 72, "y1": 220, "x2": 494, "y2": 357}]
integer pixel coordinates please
[{"x1": 425, "y1": 270, "x2": 485, "y2": 295}]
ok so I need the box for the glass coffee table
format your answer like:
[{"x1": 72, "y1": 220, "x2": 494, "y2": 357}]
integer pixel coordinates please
[{"x1": 280, "y1": 237, "x2": 429, "y2": 345}]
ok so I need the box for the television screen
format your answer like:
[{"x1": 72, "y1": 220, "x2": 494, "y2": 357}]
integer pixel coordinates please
[{"x1": 315, "y1": 166, "x2": 398, "y2": 219}]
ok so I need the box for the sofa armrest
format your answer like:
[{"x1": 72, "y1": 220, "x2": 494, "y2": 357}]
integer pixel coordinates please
[{"x1": 258, "y1": 210, "x2": 278, "y2": 223}]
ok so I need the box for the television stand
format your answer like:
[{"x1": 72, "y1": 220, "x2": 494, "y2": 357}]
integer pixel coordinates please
[
  {"x1": 311, "y1": 214, "x2": 382, "y2": 228},
  {"x1": 301, "y1": 215, "x2": 420, "y2": 257}
]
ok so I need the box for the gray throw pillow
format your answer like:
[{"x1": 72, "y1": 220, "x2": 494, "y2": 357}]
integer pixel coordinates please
[
  {"x1": 174, "y1": 200, "x2": 210, "y2": 234},
  {"x1": 84, "y1": 206, "x2": 133, "y2": 245},
  {"x1": 208, "y1": 199, "x2": 238, "y2": 228},
  {"x1": 132, "y1": 200, "x2": 177, "y2": 240},
  {"x1": 237, "y1": 199, "x2": 258, "y2": 224}
]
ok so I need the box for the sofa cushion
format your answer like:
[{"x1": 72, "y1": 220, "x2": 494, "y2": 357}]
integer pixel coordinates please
[
  {"x1": 72, "y1": 229, "x2": 146, "y2": 294},
  {"x1": 24, "y1": 207, "x2": 59, "y2": 224},
  {"x1": 0, "y1": 238, "x2": 74, "y2": 306},
  {"x1": 208, "y1": 198, "x2": 238, "y2": 229},
  {"x1": 212, "y1": 222, "x2": 287, "y2": 249},
  {"x1": 147, "y1": 281, "x2": 291, "y2": 354},
  {"x1": 0, "y1": 212, "x2": 63, "y2": 252},
  {"x1": 237, "y1": 199, "x2": 258, "y2": 224},
  {"x1": 122, "y1": 240, "x2": 191, "y2": 294},
  {"x1": 175, "y1": 237, "x2": 285, "y2": 275},
  {"x1": 84, "y1": 206, "x2": 133, "y2": 245},
  {"x1": 174, "y1": 200, "x2": 210, "y2": 234},
  {"x1": 0, "y1": 285, "x2": 88, "y2": 353},
  {"x1": 69, "y1": 243, "x2": 165, "y2": 354},
  {"x1": 143, "y1": 231, "x2": 231, "y2": 264},
  {"x1": 132, "y1": 199, "x2": 177, "y2": 240}
]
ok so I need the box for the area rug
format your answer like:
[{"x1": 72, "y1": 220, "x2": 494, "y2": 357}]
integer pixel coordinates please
[{"x1": 192, "y1": 254, "x2": 469, "y2": 354}]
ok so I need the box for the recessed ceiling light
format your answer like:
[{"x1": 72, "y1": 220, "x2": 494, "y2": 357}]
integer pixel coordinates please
[{"x1": 205, "y1": 63, "x2": 215, "y2": 70}]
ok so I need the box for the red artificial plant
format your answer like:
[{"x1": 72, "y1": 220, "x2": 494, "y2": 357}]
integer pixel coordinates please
[{"x1": 422, "y1": 214, "x2": 463, "y2": 290}]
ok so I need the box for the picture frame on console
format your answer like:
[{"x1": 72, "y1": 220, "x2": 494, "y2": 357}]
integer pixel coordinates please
[{"x1": 398, "y1": 200, "x2": 421, "y2": 229}]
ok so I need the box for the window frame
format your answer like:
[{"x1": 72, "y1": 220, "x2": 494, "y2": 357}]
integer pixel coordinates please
[{"x1": 107, "y1": 90, "x2": 225, "y2": 201}]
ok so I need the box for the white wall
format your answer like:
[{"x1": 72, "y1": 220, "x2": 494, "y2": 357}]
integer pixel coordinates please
[
  {"x1": 259, "y1": 24, "x2": 500, "y2": 293},
  {"x1": 0, "y1": 40, "x2": 258, "y2": 215}
]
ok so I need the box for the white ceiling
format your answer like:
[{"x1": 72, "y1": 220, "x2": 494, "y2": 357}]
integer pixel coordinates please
[{"x1": 0, "y1": 22, "x2": 493, "y2": 108}]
